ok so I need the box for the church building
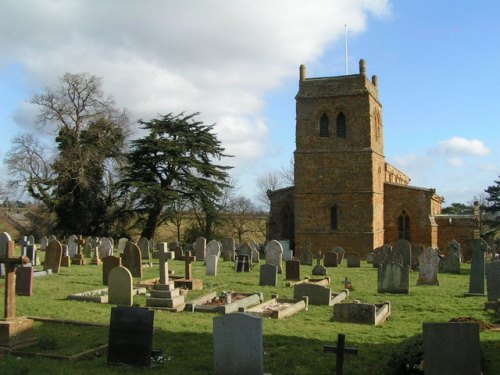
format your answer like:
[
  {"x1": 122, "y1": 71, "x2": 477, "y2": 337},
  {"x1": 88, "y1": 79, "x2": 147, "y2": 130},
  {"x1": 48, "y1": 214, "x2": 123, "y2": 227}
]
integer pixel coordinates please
[{"x1": 266, "y1": 60, "x2": 479, "y2": 259}]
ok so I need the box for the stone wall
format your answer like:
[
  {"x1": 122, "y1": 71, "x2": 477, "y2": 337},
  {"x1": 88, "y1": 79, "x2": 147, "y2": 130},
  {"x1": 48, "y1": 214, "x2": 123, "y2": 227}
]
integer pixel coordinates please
[{"x1": 435, "y1": 215, "x2": 478, "y2": 260}]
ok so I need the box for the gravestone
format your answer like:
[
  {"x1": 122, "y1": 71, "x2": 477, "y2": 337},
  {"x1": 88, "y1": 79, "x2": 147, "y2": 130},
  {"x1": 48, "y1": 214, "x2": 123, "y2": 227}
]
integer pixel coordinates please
[
  {"x1": 333, "y1": 301, "x2": 391, "y2": 325},
  {"x1": 251, "y1": 246, "x2": 260, "y2": 263},
  {"x1": 99, "y1": 237, "x2": 113, "y2": 258},
  {"x1": 285, "y1": 260, "x2": 300, "y2": 281},
  {"x1": 377, "y1": 249, "x2": 409, "y2": 294},
  {"x1": 207, "y1": 240, "x2": 221, "y2": 258},
  {"x1": 442, "y1": 240, "x2": 461, "y2": 274},
  {"x1": 108, "y1": 266, "x2": 133, "y2": 306},
  {"x1": 39, "y1": 236, "x2": 48, "y2": 250},
  {"x1": 90, "y1": 237, "x2": 102, "y2": 265},
  {"x1": 206, "y1": 254, "x2": 219, "y2": 276},
  {"x1": 235, "y1": 255, "x2": 250, "y2": 272},
  {"x1": 83, "y1": 236, "x2": 93, "y2": 258},
  {"x1": 423, "y1": 322, "x2": 481, "y2": 375},
  {"x1": 122, "y1": 241, "x2": 143, "y2": 278},
  {"x1": 117, "y1": 237, "x2": 128, "y2": 254},
  {"x1": 411, "y1": 244, "x2": 424, "y2": 270},
  {"x1": 25, "y1": 243, "x2": 37, "y2": 266},
  {"x1": 259, "y1": 264, "x2": 278, "y2": 287},
  {"x1": 417, "y1": 247, "x2": 440, "y2": 285},
  {"x1": 265, "y1": 240, "x2": 283, "y2": 273},
  {"x1": 486, "y1": 261, "x2": 500, "y2": 302},
  {"x1": 324, "y1": 251, "x2": 338, "y2": 267},
  {"x1": 465, "y1": 238, "x2": 489, "y2": 296},
  {"x1": 102, "y1": 255, "x2": 122, "y2": 286},
  {"x1": 239, "y1": 242, "x2": 253, "y2": 263},
  {"x1": 15, "y1": 266, "x2": 34, "y2": 296},
  {"x1": 48, "y1": 235, "x2": 57, "y2": 244},
  {"x1": 346, "y1": 252, "x2": 361, "y2": 268},
  {"x1": 107, "y1": 306, "x2": 154, "y2": 367},
  {"x1": 213, "y1": 313, "x2": 263, "y2": 375},
  {"x1": 44, "y1": 240, "x2": 63, "y2": 273},
  {"x1": 27, "y1": 235, "x2": 35, "y2": 246},
  {"x1": 221, "y1": 237, "x2": 236, "y2": 261},
  {"x1": 300, "y1": 245, "x2": 313, "y2": 266},
  {"x1": 280, "y1": 240, "x2": 293, "y2": 261},
  {"x1": 394, "y1": 239, "x2": 411, "y2": 267},
  {"x1": 293, "y1": 283, "x2": 348, "y2": 306},
  {"x1": 60, "y1": 244, "x2": 71, "y2": 267},
  {"x1": 373, "y1": 245, "x2": 389, "y2": 268},
  {"x1": 194, "y1": 236, "x2": 206, "y2": 261},
  {"x1": 137, "y1": 237, "x2": 152, "y2": 266},
  {"x1": 184, "y1": 251, "x2": 196, "y2": 280},
  {"x1": 333, "y1": 246, "x2": 345, "y2": 264},
  {"x1": 67, "y1": 234, "x2": 78, "y2": 257},
  {"x1": 312, "y1": 252, "x2": 327, "y2": 276}
]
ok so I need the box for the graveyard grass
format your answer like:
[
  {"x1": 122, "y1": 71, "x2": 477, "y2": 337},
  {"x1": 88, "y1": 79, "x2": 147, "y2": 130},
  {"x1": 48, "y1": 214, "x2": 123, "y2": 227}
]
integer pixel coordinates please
[{"x1": 1, "y1": 252, "x2": 499, "y2": 375}]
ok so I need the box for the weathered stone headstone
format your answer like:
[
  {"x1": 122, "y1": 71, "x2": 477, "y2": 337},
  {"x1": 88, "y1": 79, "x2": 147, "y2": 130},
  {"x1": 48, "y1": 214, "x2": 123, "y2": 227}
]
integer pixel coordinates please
[
  {"x1": 206, "y1": 255, "x2": 219, "y2": 276},
  {"x1": 486, "y1": 261, "x2": 500, "y2": 302},
  {"x1": 44, "y1": 240, "x2": 63, "y2": 273},
  {"x1": 312, "y1": 252, "x2": 327, "y2": 276},
  {"x1": 300, "y1": 246, "x2": 313, "y2": 266},
  {"x1": 417, "y1": 247, "x2": 440, "y2": 285},
  {"x1": 27, "y1": 235, "x2": 35, "y2": 246},
  {"x1": 107, "y1": 306, "x2": 154, "y2": 367},
  {"x1": 137, "y1": 237, "x2": 152, "y2": 266},
  {"x1": 259, "y1": 264, "x2": 278, "y2": 287},
  {"x1": 285, "y1": 259, "x2": 300, "y2": 281},
  {"x1": 207, "y1": 240, "x2": 221, "y2": 258},
  {"x1": 324, "y1": 251, "x2": 339, "y2": 267},
  {"x1": 67, "y1": 234, "x2": 78, "y2": 257},
  {"x1": 108, "y1": 266, "x2": 133, "y2": 306},
  {"x1": 377, "y1": 249, "x2": 409, "y2": 294},
  {"x1": 39, "y1": 236, "x2": 48, "y2": 250},
  {"x1": 465, "y1": 238, "x2": 489, "y2": 296},
  {"x1": 25, "y1": 244, "x2": 37, "y2": 266},
  {"x1": 265, "y1": 240, "x2": 283, "y2": 273},
  {"x1": 235, "y1": 255, "x2": 250, "y2": 272},
  {"x1": 102, "y1": 255, "x2": 122, "y2": 286},
  {"x1": 117, "y1": 237, "x2": 128, "y2": 254},
  {"x1": 99, "y1": 237, "x2": 114, "y2": 258},
  {"x1": 213, "y1": 313, "x2": 263, "y2": 375},
  {"x1": 15, "y1": 266, "x2": 34, "y2": 296},
  {"x1": 293, "y1": 283, "x2": 348, "y2": 306},
  {"x1": 394, "y1": 239, "x2": 411, "y2": 267},
  {"x1": 121, "y1": 241, "x2": 143, "y2": 278},
  {"x1": 333, "y1": 301, "x2": 391, "y2": 325},
  {"x1": 194, "y1": 236, "x2": 206, "y2": 261},
  {"x1": 443, "y1": 240, "x2": 461, "y2": 274},
  {"x1": 333, "y1": 246, "x2": 345, "y2": 264},
  {"x1": 251, "y1": 247, "x2": 260, "y2": 263},
  {"x1": 423, "y1": 322, "x2": 480, "y2": 375},
  {"x1": 280, "y1": 240, "x2": 293, "y2": 261},
  {"x1": 346, "y1": 252, "x2": 361, "y2": 268},
  {"x1": 221, "y1": 236, "x2": 236, "y2": 261},
  {"x1": 373, "y1": 245, "x2": 389, "y2": 268},
  {"x1": 239, "y1": 242, "x2": 253, "y2": 263},
  {"x1": 169, "y1": 241, "x2": 184, "y2": 260}
]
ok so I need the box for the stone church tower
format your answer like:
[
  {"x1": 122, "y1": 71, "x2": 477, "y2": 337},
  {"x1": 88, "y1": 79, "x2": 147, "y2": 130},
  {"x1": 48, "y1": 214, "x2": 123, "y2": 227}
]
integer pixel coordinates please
[{"x1": 294, "y1": 60, "x2": 385, "y2": 253}]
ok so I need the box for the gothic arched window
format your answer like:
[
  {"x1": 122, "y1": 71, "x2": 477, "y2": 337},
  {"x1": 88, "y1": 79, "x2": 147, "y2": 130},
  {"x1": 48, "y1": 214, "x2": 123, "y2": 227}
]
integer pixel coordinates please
[
  {"x1": 336, "y1": 112, "x2": 346, "y2": 138},
  {"x1": 319, "y1": 113, "x2": 329, "y2": 137},
  {"x1": 330, "y1": 205, "x2": 338, "y2": 230},
  {"x1": 398, "y1": 210, "x2": 410, "y2": 241}
]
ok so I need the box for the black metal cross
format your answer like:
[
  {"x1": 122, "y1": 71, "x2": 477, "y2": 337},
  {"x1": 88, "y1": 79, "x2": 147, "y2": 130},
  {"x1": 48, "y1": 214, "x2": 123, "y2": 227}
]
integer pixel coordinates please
[{"x1": 324, "y1": 333, "x2": 358, "y2": 375}]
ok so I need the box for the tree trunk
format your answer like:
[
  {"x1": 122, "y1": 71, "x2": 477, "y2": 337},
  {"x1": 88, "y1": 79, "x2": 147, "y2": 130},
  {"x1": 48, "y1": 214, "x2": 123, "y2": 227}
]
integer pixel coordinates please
[{"x1": 141, "y1": 205, "x2": 162, "y2": 239}]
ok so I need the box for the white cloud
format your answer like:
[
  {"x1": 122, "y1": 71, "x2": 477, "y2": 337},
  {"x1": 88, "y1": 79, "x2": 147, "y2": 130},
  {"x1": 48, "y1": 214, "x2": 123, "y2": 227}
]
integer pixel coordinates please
[
  {"x1": 434, "y1": 137, "x2": 490, "y2": 156},
  {"x1": 447, "y1": 157, "x2": 464, "y2": 167}
]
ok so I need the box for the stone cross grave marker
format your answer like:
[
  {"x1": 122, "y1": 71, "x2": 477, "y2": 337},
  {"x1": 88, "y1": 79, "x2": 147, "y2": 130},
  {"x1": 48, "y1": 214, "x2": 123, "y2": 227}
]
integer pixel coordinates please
[
  {"x1": 465, "y1": 238, "x2": 489, "y2": 296},
  {"x1": 71, "y1": 235, "x2": 86, "y2": 265},
  {"x1": 323, "y1": 333, "x2": 358, "y2": 375},
  {"x1": 312, "y1": 251, "x2": 327, "y2": 276},
  {"x1": 184, "y1": 251, "x2": 196, "y2": 280},
  {"x1": 157, "y1": 243, "x2": 174, "y2": 284}
]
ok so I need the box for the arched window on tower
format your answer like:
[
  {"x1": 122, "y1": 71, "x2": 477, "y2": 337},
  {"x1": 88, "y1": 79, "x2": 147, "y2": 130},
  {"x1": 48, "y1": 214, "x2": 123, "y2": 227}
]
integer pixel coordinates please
[
  {"x1": 336, "y1": 112, "x2": 346, "y2": 138},
  {"x1": 330, "y1": 205, "x2": 338, "y2": 230},
  {"x1": 398, "y1": 210, "x2": 410, "y2": 241},
  {"x1": 319, "y1": 113, "x2": 329, "y2": 137}
]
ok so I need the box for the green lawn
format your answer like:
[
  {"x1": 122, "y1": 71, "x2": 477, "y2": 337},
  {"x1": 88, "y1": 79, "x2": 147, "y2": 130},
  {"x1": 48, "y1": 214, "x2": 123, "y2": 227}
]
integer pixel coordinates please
[{"x1": 1, "y1": 254, "x2": 499, "y2": 375}]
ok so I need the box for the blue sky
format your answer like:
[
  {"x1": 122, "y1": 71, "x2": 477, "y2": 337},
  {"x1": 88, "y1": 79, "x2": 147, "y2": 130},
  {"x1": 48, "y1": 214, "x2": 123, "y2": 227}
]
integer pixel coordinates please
[{"x1": 0, "y1": 1, "x2": 498, "y2": 206}]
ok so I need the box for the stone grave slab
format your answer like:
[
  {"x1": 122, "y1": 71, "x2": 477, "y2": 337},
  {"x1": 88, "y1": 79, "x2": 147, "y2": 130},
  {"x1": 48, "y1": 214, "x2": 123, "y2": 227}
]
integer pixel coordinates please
[
  {"x1": 293, "y1": 283, "x2": 349, "y2": 306},
  {"x1": 300, "y1": 247, "x2": 313, "y2": 266},
  {"x1": 394, "y1": 239, "x2": 411, "y2": 267},
  {"x1": 486, "y1": 261, "x2": 500, "y2": 306},
  {"x1": 280, "y1": 240, "x2": 293, "y2": 261},
  {"x1": 185, "y1": 291, "x2": 264, "y2": 314},
  {"x1": 241, "y1": 295, "x2": 308, "y2": 319},
  {"x1": 333, "y1": 300, "x2": 391, "y2": 325},
  {"x1": 442, "y1": 240, "x2": 461, "y2": 273}
]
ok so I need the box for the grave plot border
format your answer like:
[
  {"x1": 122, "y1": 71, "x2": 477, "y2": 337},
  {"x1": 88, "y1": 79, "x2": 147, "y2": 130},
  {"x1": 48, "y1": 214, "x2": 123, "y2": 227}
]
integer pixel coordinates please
[
  {"x1": 240, "y1": 296, "x2": 308, "y2": 319},
  {"x1": 185, "y1": 291, "x2": 264, "y2": 314}
]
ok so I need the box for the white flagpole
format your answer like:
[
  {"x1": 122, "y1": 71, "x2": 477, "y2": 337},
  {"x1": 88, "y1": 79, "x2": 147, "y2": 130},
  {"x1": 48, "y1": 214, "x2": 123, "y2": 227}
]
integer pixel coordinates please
[{"x1": 344, "y1": 24, "x2": 348, "y2": 75}]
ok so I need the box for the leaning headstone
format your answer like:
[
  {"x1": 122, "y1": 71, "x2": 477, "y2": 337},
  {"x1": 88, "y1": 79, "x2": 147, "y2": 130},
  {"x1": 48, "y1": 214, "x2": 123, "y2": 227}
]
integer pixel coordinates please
[
  {"x1": 324, "y1": 251, "x2": 338, "y2": 267},
  {"x1": 333, "y1": 247, "x2": 345, "y2": 264},
  {"x1": 221, "y1": 237, "x2": 236, "y2": 261},
  {"x1": 465, "y1": 238, "x2": 489, "y2": 296},
  {"x1": 377, "y1": 249, "x2": 409, "y2": 294},
  {"x1": 102, "y1": 255, "x2": 122, "y2": 286},
  {"x1": 213, "y1": 313, "x2": 263, "y2": 375},
  {"x1": 443, "y1": 240, "x2": 461, "y2": 274},
  {"x1": 107, "y1": 306, "x2": 154, "y2": 367},
  {"x1": 194, "y1": 236, "x2": 206, "y2": 261},
  {"x1": 44, "y1": 240, "x2": 63, "y2": 273},
  {"x1": 423, "y1": 322, "x2": 480, "y2": 375},
  {"x1": 117, "y1": 237, "x2": 128, "y2": 254},
  {"x1": 394, "y1": 239, "x2": 411, "y2": 267},
  {"x1": 207, "y1": 240, "x2": 221, "y2": 258},
  {"x1": 15, "y1": 266, "x2": 34, "y2": 296},
  {"x1": 346, "y1": 253, "x2": 361, "y2": 268},
  {"x1": 108, "y1": 266, "x2": 133, "y2": 306},
  {"x1": 417, "y1": 247, "x2": 440, "y2": 285},
  {"x1": 121, "y1": 241, "x2": 143, "y2": 278},
  {"x1": 99, "y1": 237, "x2": 114, "y2": 258},
  {"x1": 206, "y1": 255, "x2": 219, "y2": 276},
  {"x1": 285, "y1": 260, "x2": 300, "y2": 281},
  {"x1": 265, "y1": 240, "x2": 283, "y2": 273},
  {"x1": 312, "y1": 252, "x2": 327, "y2": 276},
  {"x1": 486, "y1": 261, "x2": 500, "y2": 302},
  {"x1": 259, "y1": 264, "x2": 278, "y2": 287}
]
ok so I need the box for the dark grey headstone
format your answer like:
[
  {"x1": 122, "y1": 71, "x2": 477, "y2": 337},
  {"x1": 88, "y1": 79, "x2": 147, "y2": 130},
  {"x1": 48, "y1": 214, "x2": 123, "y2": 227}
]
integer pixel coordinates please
[
  {"x1": 259, "y1": 264, "x2": 278, "y2": 286},
  {"x1": 377, "y1": 251, "x2": 409, "y2": 294},
  {"x1": 235, "y1": 255, "x2": 250, "y2": 272},
  {"x1": 346, "y1": 253, "x2": 361, "y2": 268},
  {"x1": 15, "y1": 266, "x2": 34, "y2": 296},
  {"x1": 324, "y1": 251, "x2": 338, "y2": 267},
  {"x1": 299, "y1": 249, "x2": 313, "y2": 266},
  {"x1": 467, "y1": 238, "x2": 488, "y2": 295},
  {"x1": 285, "y1": 260, "x2": 300, "y2": 280},
  {"x1": 423, "y1": 322, "x2": 480, "y2": 375},
  {"x1": 107, "y1": 306, "x2": 154, "y2": 367},
  {"x1": 486, "y1": 261, "x2": 500, "y2": 302},
  {"x1": 213, "y1": 313, "x2": 263, "y2": 375}
]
